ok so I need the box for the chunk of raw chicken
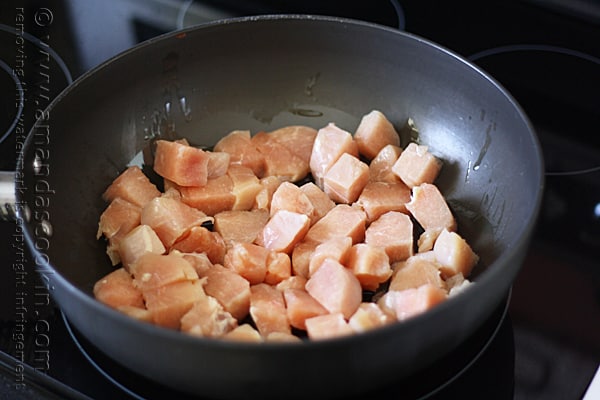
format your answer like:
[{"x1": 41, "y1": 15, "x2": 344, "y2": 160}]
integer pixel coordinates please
[
  {"x1": 405, "y1": 183, "x2": 457, "y2": 232},
  {"x1": 213, "y1": 209, "x2": 269, "y2": 247},
  {"x1": 323, "y1": 153, "x2": 370, "y2": 204},
  {"x1": 249, "y1": 283, "x2": 291, "y2": 337},
  {"x1": 180, "y1": 291, "x2": 238, "y2": 338},
  {"x1": 255, "y1": 210, "x2": 310, "y2": 254},
  {"x1": 118, "y1": 224, "x2": 166, "y2": 271},
  {"x1": 177, "y1": 175, "x2": 235, "y2": 216},
  {"x1": 223, "y1": 242, "x2": 269, "y2": 285},
  {"x1": 347, "y1": 243, "x2": 393, "y2": 291},
  {"x1": 304, "y1": 204, "x2": 367, "y2": 245},
  {"x1": 153, "y1": 139, "x2": 210, "y2": 187},
  {"x1": 433, "y1": 229, "x2": 479, "y2": 278},
  {"x1": 265, "y1": 125, "x2": 318, "y2": 165},
  {"x1": 201, "y1": 264, "x2": 251, "y2": 320},
  {"x1": 143, "y1": 279, "x2": 205, "y2": 329},
  {"x1": 348, "y1": 302, "x2": 394, "y2": 333},
  {"x1": 354, "y1": 110, "x2": 400, "y2": 160},
  {"x1": 305, "y1": 258, "x2": 362, "y2": 319},
  {"x1": 364, "y1": 211, "x2": 414, "y2": 263},
  {"x1": 369, "y1": 144, "x2": 403, "y2": 183},
  {"x1": 213, "y1": 130, "x2": 265, "y2": 177},
  {"x1": 305, "y1": 313, "x2": 354, "y2": 340},
  {"x1": 283, "y1": 288, "x2": 328, "y2": 330},
  {"x1": 93, "y1": 267, "x2": 144, "y2": 309},
  {"x1": 141, "y1": 196, "x2": 212, "y2": 248},
  {"x1": 102, "y1": 166, "x2": 160, "y2": 208},
  {"x1": 252, "y1": 132, "x2": 310, "y2": 182},
  {"x1": 130, "y1": 252, "x2": 198, "y2": 292},
  {"x1": 389, "y1": 254, "x2": 446, "y2": 292},
  {"x1": 309, "y1": 123, "x2": 358, "y2": 188},
  {"x1": 355, "y1": 181, "x2": 411, "y2": 223},
  {"x1": 391, "y1": 142, "x2": 442, "y2": 188},
  {"x1": 377, "y1": 284, "x2": 447, "y2": 321}
]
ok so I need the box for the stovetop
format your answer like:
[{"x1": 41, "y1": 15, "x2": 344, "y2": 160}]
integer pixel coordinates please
[{"x1": 1, "y1": 1, "x2": 599, "y2": 399}]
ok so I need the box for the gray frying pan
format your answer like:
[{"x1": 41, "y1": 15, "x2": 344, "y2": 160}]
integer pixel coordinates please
[{"x1": 14, "y1": 15, "x2": 543, "y2": 399}]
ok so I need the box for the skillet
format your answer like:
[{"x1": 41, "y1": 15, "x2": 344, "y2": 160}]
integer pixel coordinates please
[{"x1": 16, "y1": 15, "x2": 543, "y2": 399}]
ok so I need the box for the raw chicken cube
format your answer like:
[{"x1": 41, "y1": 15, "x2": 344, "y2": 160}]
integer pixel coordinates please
[
  {"x1": 309, "y1": 123, "x2": 358, "y2": 188},
  {"x1": 141, "y1": 196, "x2": 212, "y2": 248},
  {"x1": 252, "y1": 132, "x2": 310, "y2": 182},
  {"x1": 255, "y1": 210, "x2": 310, "y2": 254},
  {"x1": 253, "y1": 176, "x2": 283, "y2": 211},
  {"x1": 433, "y1": 229, "x2": 479, "y2": 278},
  {"x1": 389, "y1": 254, "x2": 446, "y2": 292},
  {"x1": 130, "y1": 252, "x2": 198, "y2": 292},
  {"x1": 405, "y1": 183, "x2": 457, "y2": 232},
  {"x1": 213, "y1": 130, "x2": 265, "y2": 177},
  {"x1": 348, "y1": 303, "x2": 394, "y2": 333},
  {"x1": 223, "y1": 324, "x2": 263, "y2": 342},
  {"x1": 102, "y1": 166, "x2": 160, "y2": 208},
  {"x1": 283, "y1": 288, "x2": 328, "y2": 330},
  {"x1": 213, "y1": 209, "x2": 269, "y2": 247},
  {"x1": 354, "y1": 110, "x2": 400, "y2": 160},
  {"x1": 369, "y1": 144, "x2": 403, "y2": 183},
  {"x1": 227, "y1": 164, "x2": 263, "y2": 211},
  {"x1": 417, "y1": 228, "x2": 443, "y2": 253},
  {"x1": 275, "y1": 275, "x2": 308, "y2": 292},
  {"x1": 355, "y1": 181, "x2": 411, "y2": 223},
  {"x1": 377, "y1": 284, "x2": 447, "y2": 321},
  {"x1": 269, "y1": 181, "x2": 315, "y2": 218},
  {"x1": 97, "y1": 198, "x2": 141, "y2": 241},
  {"x1": 171, "y1": 226, "x2": 226, "y2": 265},
  {"x1": 97, "y1": 198, "x2": 142, "y2": 265},
  {"x1": 202, "y1": 264, "x2": 251, "y2": 320},
  {"x1": 118, "y1": 224, "x2": 166, "y2": 271},
  {"x1": 182, "y1": 252, "x2": 213, "y2": 276},
  {"x1": 323, "y1": 153, "x2": 370, "y2": 204},
  {"x1": 264, "y1": 251, "x2": 292, "y2": 285},
  {"x1": 178, "y1": 175, "x2": 235, "y2": 216},
  {"x1": 180, "y1": 291, "x2": 237, "y2": 338},
  {"x1": 392, "y1": 142, "x2": 442, "y2": 188},
  {"x1": 93, "y1": 268, "x2": 144, "y2": 309},
  {"x1": 249, "y1": 283, "x2": 291, "y2": 337},
  {"x1": 266, "y1": 125, "x2": 318, "y2": 165},
  {"x1": 299, "y1": 182, "x2": 336, "y2": 225},
  {"x1": 347, "y1": 243, "x2": 393, "y2": 291},
  {"x1": 365, "y1": 211, "x2": 414, "y2": 263},
  {"x1": 291, "y1": 241, "x2": 318, "y2": 278},
  {"x1": 206, "y1": 151, "x2": 230, "y2": 178},
  {"x1": 304, "y1": 204, "x2": 367, "y2": 245},
  {"x1": 305, "y1": 258, "x2": 362, "y2": 319},
  {"x1": 143, "y1": 279, "x2": 205, "y2": 329},
  {"x1": 305, "y1": 313, "x2": 354, "y2": 340},
  {"x1": 308, "y1": 236, "x2": 353, "y2": 277},
  {"x1": 224, "y1": 242, "x2": 269, "y2": 284},
  {"x1": 153, "y1": 139, "x2": 209, "y2": 187}
]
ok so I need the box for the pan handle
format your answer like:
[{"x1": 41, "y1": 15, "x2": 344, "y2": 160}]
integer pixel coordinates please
[{"x1": 0, "y1": 171, "x2": 17, "y2": 222}]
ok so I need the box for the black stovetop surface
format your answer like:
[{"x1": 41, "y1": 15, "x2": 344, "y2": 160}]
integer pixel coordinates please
[{"x1": 1, "y1": 1, "x2": 599, "y2": 399}]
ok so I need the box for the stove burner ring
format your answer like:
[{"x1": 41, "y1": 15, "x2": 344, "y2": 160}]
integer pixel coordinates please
[
  {"x1": 468, "y1": 43, "x2": 600, "y2": 66},
  {"x1": 0, "y1": 23, "x2": 73, "y2": 145},
  {"x1": 468, "y1": 44, "x2": 600, "y2": 177},
  {"x1": 0, "y1": 58, "x2": 24, "y2": 144}
]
